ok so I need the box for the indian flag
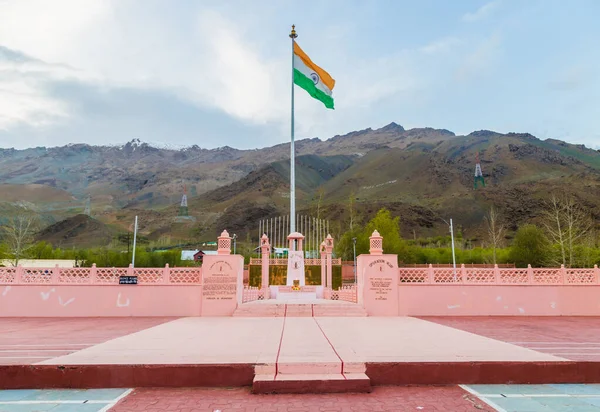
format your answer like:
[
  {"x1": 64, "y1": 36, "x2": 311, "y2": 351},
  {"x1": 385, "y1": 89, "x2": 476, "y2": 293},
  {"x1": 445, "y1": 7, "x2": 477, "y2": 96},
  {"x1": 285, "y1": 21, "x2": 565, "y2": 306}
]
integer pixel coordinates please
[{"x1": 293, "y1": 42, "x2": 335, "y2": 109}]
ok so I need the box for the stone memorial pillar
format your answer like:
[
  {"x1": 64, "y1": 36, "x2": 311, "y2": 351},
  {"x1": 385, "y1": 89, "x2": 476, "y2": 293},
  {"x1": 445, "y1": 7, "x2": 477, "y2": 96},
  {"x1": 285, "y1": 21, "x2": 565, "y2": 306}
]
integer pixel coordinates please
[
  {"x1": 286, "y1": 232, "x2": 306, "y2": 286},
  {"x1": 320, "y1": 242, "x2": 327, "y2": 287},
  {"x1": 325, "y1": 234, "x2": 334, "y2": 289},
  {"x1": 357, "y1": 230, "x2": 399, "y2": 316},
  {"x1": 260, "y1": 234, "x2": 270, "y2": 298},
  {"x1": 201, "y1": 230, "x2": 244, "y2": 316}
]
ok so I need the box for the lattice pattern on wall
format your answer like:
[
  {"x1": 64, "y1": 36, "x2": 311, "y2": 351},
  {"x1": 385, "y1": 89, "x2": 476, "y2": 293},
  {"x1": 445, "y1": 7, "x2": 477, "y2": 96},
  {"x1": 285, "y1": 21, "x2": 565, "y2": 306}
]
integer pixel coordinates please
[
  {"x1": 59, "y1": 267, "x2": 91, "y2": 284},
  {"x1": 370, "y1": 239, "x2": 382, "y2": 251},
  {"x1": 134, "y1": 268, "x2": 163, "y2": 284},
  {"x1": 218, "y1": 238, "x2": 230, "y2": 250},
  {"x1": 466, "y1": 268, "x2": 495, "y2": 283},
  {"x1": 21, "y1": 268, "x2": 53, "y2": 284},
  {"x1": 434, "y1": 268, "x2": 460, "y2": 283},
  {"x1": 169, "y1": 268, "x2": 201, "y2": 284},
  {"x1": 499, "y1": 269, "x2": 528, "y2": 284},
  {"x1": 566, "y1": 269, "x2": 596, "y2": 284},
  {"x1": 0, "y1": 267, "x2": 16, "y2": 283},
  {"x1": 533, "y1": 268, "x2": 561, "y2": 284},
  {"x1": 248, "y1": 258, "x2": 341, "y2": 266},
  {"x1": 399, "y1": 268, "x2": 428, "y2": 283},
  {"x1": 243, "y1": 286, "x2": 260, "y2": 303},
  {"x1": 95, "y1": 267, "x2": 126, "y2": 284},
  {"x1": 337, "y1": 285, "x2": 357, "y2": 303}
]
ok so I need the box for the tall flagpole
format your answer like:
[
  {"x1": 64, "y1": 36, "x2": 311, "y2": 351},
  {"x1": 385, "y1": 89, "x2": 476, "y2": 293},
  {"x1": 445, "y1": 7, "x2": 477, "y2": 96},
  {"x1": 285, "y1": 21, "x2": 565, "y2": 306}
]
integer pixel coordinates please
[{"x1": 289, "y1": 24, "x2": 297, "y2": 235}]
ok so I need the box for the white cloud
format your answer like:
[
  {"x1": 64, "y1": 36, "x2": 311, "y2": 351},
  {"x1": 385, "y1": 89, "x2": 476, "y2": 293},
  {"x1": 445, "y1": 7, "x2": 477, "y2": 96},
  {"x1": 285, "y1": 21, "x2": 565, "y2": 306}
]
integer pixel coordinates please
[
  {"x1": 0, "y1": 48, "x2": 88, "y2": 130},
  {"x1": 463, "y1": 1, "x2": 501, "y2": 22},
  {"x1": 420, "y1": 37, "x2": 461, "y2": 55},
  {"x1": 0, "y1": 1, "x2": 291, "y2": 131},
  {"x1": 454, "y1": 33, "x2": 502, "y2": 81},
  {"x1": 0, "y1": 79, "x2": 69, "y2": 130},
  {"x1": 0, "y1": 0, "x2": 430, "y2": 142}
]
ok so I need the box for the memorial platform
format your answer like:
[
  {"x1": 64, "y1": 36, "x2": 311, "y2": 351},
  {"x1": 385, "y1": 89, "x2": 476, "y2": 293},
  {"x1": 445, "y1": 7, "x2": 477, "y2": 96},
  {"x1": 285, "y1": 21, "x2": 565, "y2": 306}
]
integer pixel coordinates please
[{"x1": 1, "y1": 316, "x2": 600, "y2": 392}]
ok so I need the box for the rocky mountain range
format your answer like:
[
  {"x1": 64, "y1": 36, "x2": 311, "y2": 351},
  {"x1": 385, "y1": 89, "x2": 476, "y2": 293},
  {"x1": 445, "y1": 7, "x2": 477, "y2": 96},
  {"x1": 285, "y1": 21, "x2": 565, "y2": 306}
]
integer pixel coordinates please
[{"x1": 1, "y1": 123, "x2": 600, "y2": 248}]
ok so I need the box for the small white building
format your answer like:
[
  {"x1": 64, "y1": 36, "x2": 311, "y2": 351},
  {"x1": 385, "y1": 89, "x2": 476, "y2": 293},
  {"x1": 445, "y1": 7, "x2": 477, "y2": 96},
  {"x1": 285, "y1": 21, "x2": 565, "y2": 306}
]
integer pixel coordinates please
[
  {"x1": 181, "y1": 250, "x2": 217, "y2": 262},
  {"x1": 181, "y1": 250, "x2": 200, "y2": 261}
]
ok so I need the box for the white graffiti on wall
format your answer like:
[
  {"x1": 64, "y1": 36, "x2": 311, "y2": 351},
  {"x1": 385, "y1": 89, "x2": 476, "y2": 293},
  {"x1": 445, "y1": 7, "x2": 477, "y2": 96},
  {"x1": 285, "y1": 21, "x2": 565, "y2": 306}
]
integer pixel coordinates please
[
  {"x1": 40, "y1": 288, "x2": 56, "y2": 300},
  {"x1": 1, "y1": 286, "x2": 10, "y2": 296},
  {"x1": 116, "y1": 293, "x2": 130, "y2": 307},
  {"x1": 58, "y1": 296, "x2": 75, "y2": 307}
]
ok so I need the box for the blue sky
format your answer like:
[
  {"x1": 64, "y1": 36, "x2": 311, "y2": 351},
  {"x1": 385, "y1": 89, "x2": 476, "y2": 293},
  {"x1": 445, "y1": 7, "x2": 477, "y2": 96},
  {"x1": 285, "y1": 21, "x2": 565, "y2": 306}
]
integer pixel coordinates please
[{"x1": 0, "y1": 0, "x2": 599, "y2": 150}]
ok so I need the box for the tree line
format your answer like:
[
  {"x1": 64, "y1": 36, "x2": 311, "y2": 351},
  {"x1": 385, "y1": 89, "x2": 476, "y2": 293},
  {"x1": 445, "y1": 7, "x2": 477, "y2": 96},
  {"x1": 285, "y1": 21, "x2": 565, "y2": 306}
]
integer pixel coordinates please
[
  {"x1": 1, "y1": 193, "x2": 598, "y2": 268},
  {"x1": 335, "y1": 194, "x2": 599, "y2": 268}
]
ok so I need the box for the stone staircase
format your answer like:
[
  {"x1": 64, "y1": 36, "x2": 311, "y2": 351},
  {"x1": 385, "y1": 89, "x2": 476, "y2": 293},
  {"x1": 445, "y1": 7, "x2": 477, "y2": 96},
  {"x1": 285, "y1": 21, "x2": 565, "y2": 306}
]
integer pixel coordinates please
[
  {"x1": 240, "y1": 307, "x2": 371, "y2": 393},
  {"x1": 233, "y1": 302, "x2": 367, "y2": 317},
  {"x1": 252, "y1": 361, "x2": 371, "y2": 394}
]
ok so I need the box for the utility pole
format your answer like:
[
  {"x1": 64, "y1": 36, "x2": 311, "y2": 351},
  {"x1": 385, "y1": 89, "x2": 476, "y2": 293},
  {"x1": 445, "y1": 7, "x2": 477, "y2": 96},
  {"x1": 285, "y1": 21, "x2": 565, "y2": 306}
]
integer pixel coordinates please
[
  {"x1": 440, "y1": 217, "x2": 457, "y2": 279},
  {"x1": 450, "y1": 218, "x2": 457, "y2": 279},
  {"x1": 131, "y1": 216, "x2": 138, "y2": 268}
]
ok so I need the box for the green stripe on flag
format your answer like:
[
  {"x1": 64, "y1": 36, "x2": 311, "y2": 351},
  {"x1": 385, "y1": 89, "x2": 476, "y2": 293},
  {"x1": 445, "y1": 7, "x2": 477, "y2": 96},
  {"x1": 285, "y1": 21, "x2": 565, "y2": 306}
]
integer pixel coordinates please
[{"x1": 294, "y1": 69, "x2": 334, "y2": 109}]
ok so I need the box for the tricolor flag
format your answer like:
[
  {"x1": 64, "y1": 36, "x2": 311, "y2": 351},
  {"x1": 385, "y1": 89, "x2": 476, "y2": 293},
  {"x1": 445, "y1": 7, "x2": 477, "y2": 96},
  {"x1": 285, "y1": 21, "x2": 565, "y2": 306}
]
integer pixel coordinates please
[{"x1": 293, "y1": 42, "x2": 335, "y2": 109}]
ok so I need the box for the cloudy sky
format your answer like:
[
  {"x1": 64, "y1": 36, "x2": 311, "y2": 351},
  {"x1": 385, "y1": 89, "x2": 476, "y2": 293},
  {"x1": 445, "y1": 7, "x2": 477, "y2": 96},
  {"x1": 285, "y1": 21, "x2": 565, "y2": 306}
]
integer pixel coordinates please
[{"x1": 1, "y1": 0, "x2": 599, "y2": 150}]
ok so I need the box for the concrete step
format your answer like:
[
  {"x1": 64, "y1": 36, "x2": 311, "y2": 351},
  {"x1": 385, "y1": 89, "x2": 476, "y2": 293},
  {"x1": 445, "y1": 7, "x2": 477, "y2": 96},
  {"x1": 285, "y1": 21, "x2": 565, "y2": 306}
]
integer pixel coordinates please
[
  {"x1": 284, "y1": 304, "x2": 313, "y2": 317},
  {"x1": 253, "y1": 372, "x2": 371, "y2": 394},
  {"x1": 277, "y1": 361, "x2": 341, "y2": 375},
  {"x1": 232, "y1": 304, "x2": 286, "y2": 317},
  {"x1": 314, "y1": 304, "x2": 367, "y2": 317},
  {"x1": 233, "y1": 303, "x2": 367, "y2": 317}
]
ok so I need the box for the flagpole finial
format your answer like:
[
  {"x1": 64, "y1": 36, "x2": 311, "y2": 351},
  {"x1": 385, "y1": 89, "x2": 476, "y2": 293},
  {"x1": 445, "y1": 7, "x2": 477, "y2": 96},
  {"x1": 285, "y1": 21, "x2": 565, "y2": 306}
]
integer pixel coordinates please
[{"x1": 289, "y1": 24, "x2": 298, "y2": 39}]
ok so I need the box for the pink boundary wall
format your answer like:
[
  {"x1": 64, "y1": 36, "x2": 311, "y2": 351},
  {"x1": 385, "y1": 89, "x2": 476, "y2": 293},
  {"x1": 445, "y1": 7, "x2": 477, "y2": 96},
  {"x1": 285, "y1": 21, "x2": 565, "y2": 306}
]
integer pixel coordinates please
[
  {"x1": 356, "y1": 230, "x2": 600, "y2": 317},
  {"x1": 1, "y1": 227, "x2": 599, "y2": 317},
  {"x1": 0, "y1": 285, "x2": 202, "y2": 317},
  {"x1": 398, "y1": 285, "x2": 600, "y2": 316}
]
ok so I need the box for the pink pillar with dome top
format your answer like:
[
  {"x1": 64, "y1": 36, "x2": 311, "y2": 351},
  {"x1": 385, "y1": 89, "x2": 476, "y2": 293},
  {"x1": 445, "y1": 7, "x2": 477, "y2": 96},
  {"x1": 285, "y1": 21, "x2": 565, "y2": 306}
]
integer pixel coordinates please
[
  {"x1": 286, "y1": 231, "x2": 306, "y2": 286},
  {"x1": 320, "y1": 241, "x2": 326, "y2": 287},
  {"x1": 260, "y1": 234, "x2": 270, "y2": 291},
  {"x1": 357, "y1": 230, "x2": 399, "y2": 316},
  {"x1": 325, "y1": 234, "x2": 334, "y2": 289},
  {"x1": 201, "y1": 230, "x2": 244, "y2": 316}
]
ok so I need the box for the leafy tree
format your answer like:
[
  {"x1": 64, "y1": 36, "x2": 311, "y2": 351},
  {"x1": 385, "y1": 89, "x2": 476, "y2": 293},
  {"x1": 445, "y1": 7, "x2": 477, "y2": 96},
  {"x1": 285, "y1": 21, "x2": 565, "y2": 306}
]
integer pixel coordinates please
[
  {"x1": 29, "y1": 242, "x2": 55, "y2": 259},
  {"x1": 509, "y1": 224, "x2": 551, "y2": 267},
  {"x1": 336, "y1": 227, "x2": 363, "y2": 261},
  {"x1": 335, "y1": 208, "x2": 411, "y2": 263}
]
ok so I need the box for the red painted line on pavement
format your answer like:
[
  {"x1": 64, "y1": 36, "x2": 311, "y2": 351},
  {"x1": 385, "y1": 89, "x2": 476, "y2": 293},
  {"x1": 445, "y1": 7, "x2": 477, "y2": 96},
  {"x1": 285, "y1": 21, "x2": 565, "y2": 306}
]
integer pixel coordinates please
[
  {"x1": 274, "y1": 304, "x2": 288, "y2": 379},
  {"x1": 313, "y1": 317, "x2": 346, "y2": 379}
]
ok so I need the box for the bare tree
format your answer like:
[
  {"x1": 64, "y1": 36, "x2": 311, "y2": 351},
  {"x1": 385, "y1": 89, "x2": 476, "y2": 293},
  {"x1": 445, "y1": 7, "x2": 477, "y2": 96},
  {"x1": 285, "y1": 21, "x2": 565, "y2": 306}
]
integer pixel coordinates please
[
  {"x1": 484, "y1": 206, "x2": 505, "y2": 264},
  {"x1": 542, "y1": 194, "x2": 592, "y2": 267},
  {"x1": 1, "y1": 212, "x2": 39, "y2": 266},
  {"x1": 563, "y1": 196, "x2": 592, "y2": 267},
  {"x1": 348, "y1": 191, "x2": 355, "y2": 231},
  {"x1": 542, "y1": 194, "x2": 567, "y2": 266}
]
